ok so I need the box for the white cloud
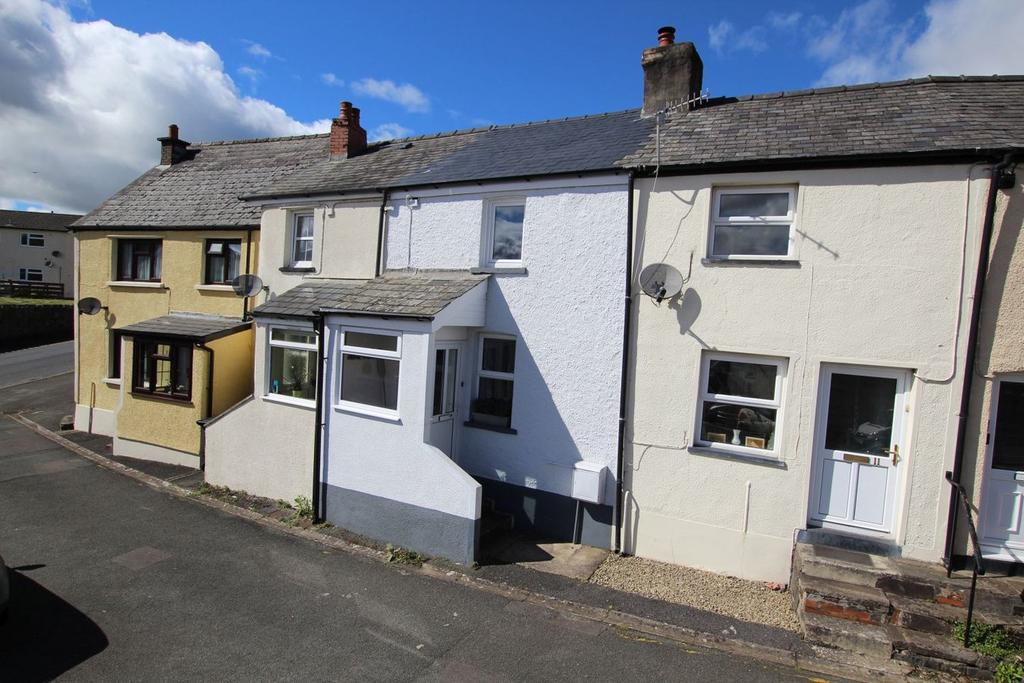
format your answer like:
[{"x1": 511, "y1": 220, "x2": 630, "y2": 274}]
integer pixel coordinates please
[
  {"x1": 810, "y1": 0, "x2": 1024, "y2": 85},
  {"x1": 767, "y1": 11, "x2": 802, "y2": 30},
  {"x1": 237, "y1": 65, "x2": 263, "y2": 84},
  {"x1": 321, "y1": 72, "x2": 343, "y2": 87},
  {"x1": 351, "y1": 78, "x2": 430, "y2": 113},
  {"x1": 369, "y1": 123, "x2": 412, "y2": 141},
  {"x1": 0, "y1": 0, "x2": 330, "y2": 213},
  {"x1": 244, "y1": 40, "x2": 272, "y2": 59},
  {"x1": 707, "y1": 18, "x2": 766, "y2": 55}
]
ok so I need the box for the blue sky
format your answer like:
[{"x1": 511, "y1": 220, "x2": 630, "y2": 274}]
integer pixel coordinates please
[{"x1": 2, "y1": 0, "x2": 1023, "y2": 213}]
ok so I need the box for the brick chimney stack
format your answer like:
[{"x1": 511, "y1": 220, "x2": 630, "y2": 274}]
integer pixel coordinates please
[
  {"x1": 330, "y1": 101, "x2": 368, "y2": 159},
  {"x1": 642, "y1": 26, "x2": 704, "y2": 115},
  {"x1": 158, "y1": 124, "x2": 190, "y2": 165}
]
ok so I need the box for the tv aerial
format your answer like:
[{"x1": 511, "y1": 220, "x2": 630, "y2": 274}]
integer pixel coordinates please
[
  {"x1": 638, "y1": 263, "x2": 684, "y2": 303},
  {"x1": 77, "y1": 297, "x2": 106, "y2": 315},
  {"x1": 231, "y1": 274, "x2": 265, "y2": 298}
]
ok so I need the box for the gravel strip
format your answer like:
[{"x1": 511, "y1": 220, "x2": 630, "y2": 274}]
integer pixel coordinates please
[{"x1": 590, "y1": 555, "x2": 800, "y2": 632}]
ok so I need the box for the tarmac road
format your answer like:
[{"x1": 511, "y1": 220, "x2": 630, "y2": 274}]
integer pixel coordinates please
[{"x1": 0, "y1": 340, "x2": 73, "y2": 390}]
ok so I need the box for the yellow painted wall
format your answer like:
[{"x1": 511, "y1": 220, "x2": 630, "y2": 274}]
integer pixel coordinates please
[
  {"x1": 75, "y1": 229, "x2": 259, "y2": 412},
  {"x1": 115, "y1": 337, "x2": 207, "y2": 455},
  {"x1": 208, "y1": 328, "x2": 255, "y2": 415}
]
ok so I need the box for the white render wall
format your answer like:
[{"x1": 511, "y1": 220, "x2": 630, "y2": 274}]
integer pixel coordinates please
[
  {"x1": 384, "y1": 176, "x2": 630, "y2": 511},
  {"x1": 625, "y1": 165, "x2": 989, "y2": 582},
  {"x1": 204, "y1": 320, "x2": 315, "y2": 502}
]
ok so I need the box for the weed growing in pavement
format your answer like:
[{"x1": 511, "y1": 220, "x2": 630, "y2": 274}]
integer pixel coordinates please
[
  {"x1": 294, "y1": 496, "x2": 313, "y2": 519},
  {"x1": 953, "y1": 621, "x2": 1024, "y2": 682},
  {"x1": 385, "y1": 544, "x2": 424, "y2": 566},
  {"x1": 275, "y1": 499, "x2": 290, "y2": 510}
]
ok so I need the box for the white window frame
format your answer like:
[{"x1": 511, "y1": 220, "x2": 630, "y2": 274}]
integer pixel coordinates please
[
  {"x1": 264, "y1": 324, "x2": 319, "y2": 408},
  {"x1": 21, "y1": 233, "x2": 45, "y2": 247},
  {"x1": 290, "y1": 211, "x2": 315, "y2": 268},
  {"x1": 473, "y1": 333, "x2": 517, "y2": 429},
  {"x1": 708, "y1": 186, "x2": 797, "y2": 261},
  {"x1": 19, "y1": 267, "x2": 43, "y2": 281},
  {"x1": 694, "y1": 351, "x2": 787, "y2": 460},
  {"x1": 482, "y1": 198, "x2": 526, "y2": 268},
  {"x1": 335, "y1": 327, "x2": 402, "y2": 420}
]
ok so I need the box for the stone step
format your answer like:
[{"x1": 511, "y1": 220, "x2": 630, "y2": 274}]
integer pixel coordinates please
[
  {"x1": 793, "y1": 541, "x2": 895, "y2": 588},
  {"x1": 799, "y1": 611, "x2": 894, "y2": 660},
  {"x1": 890, "y1": 627, "x2": 1000, "y2": 678},
  {"x1": 798, "y1": 575, "x2": 891, "y2": 626}
]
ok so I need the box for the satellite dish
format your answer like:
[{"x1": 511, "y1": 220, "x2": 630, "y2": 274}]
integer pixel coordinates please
[
  {"x1": 639, "y1": 263, "x2": 684, "y2": 303},
  {"x1": 231, "y1": 273, "x2": 265, "y2": 297},
  {"x1": 77, "y1": 297, "x2": 104, "y2": 315}
]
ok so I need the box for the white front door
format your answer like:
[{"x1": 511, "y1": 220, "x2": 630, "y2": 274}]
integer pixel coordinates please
[
  {"x1": 980, "y1": 377, "x2": 1024, "y2": 561},
  {"x1": 428, "y1": 344, "x2": 460, "y2": 458},
  {"x1": 809, "y1": 365, "x2": 909, "y2": 534}
]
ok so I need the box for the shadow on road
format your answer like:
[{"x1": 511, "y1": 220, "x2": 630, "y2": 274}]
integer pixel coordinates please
[{"x1": 0, "y1": 568, "x2": 108, "y2": 681}]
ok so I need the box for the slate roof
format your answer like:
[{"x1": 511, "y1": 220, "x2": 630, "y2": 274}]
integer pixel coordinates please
[
  {"x1": 619, "y1": 76, "x2": 1024, "y2": 171},
  {"x1": 73, "y1": 135, "x2": 329, "y2": 229},
  {"x1": 116, "y1": 313, "x2": 250, "y2": 341},
  {"x1": 0, "y1": 209, "x2": 82, "y2": 232},
  {"x1": 254, "y1": 271, "x2": 488, "y2": 320},
  {"x1": 245, "y1": 110, "x2": 652, "y2": 199}
]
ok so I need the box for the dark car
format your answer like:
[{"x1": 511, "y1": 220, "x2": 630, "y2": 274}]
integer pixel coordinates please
[{"x1": 0, "y1": 552, "x2": 8, "y2": 623}]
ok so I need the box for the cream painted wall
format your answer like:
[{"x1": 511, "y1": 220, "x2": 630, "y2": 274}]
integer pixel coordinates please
[
  {"x1": 205, "y1": 321, "x2": 315, "y2": 502},
  {"x1": 208, "y1": 328, "x2": 254, "y2": 414},
  {"x1": 625, "y1": 165, "x2": 989, "y2": 582},
  {"x1": 258, "y1": 198, "x2": 380, "y2": 296},
  {"x1": 0, "y1": 227, "x2": 74, "y2": 293},
  {"x1": 959, "y1": 177, "x2": 1024, "y2": 554}
]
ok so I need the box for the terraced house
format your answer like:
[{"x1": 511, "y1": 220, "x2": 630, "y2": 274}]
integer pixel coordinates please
[{"x1": 71, "y1": 127, "x2": 322, "y2": 466}]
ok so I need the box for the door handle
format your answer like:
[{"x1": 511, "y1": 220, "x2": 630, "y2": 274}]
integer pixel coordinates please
[{"x1": 884, "y1": 445, "x2": 900, "y2": 465}]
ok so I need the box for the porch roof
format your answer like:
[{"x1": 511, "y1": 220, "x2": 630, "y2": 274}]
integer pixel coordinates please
[
  {"x1": 253, "y1": 271, "x2": 488, "y2": 320},
  {"x1": 115, "y1": 313, "x2": 250, "y2": 342}
]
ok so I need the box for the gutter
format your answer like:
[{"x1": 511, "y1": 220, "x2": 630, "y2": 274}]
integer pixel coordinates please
[
  {"x1": 614, "y1": 171, "x2": 635, "y2": 554},
  {"x1": 195, "y1": 341, "x2": 215, "y2": 471},
  {"x1": 943, "y1": 151, "x2": 1019, "y2": 570},
  {"x1": 311, "y1": 315, "x2": 327, "y2": 521},
  {"x1": 375, "y1": 190, "x2": 390, "y2": 277}
]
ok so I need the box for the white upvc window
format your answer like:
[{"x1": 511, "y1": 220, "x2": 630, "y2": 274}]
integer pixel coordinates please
[
  {"x1": 21, "y1": 233, "x2": 45, "y2": 247},
  {"x1": 471, "y1": 335, "x2": 516, "y2": 430},
  {"x1": 336, "y1": 329, "x2": 401, "y2": 419},
  {"x1": 483, "y1": 199, "x2": 525, "y2": 268},
  {"x1": 290, "y1": 212, "x2": 315, "y2": 267},
  {"x1": 266, "y1": 326, "x2": 318, "y2": 406},
  {"x1": 708, "y1": 186, "x2": 797, "y2": 260},
  {"x1": 695, "y1": 352, "x2": 787, "y2": 459},
  {"x1": 19, "y1": 268, "x2": 43, "y2": 281}
]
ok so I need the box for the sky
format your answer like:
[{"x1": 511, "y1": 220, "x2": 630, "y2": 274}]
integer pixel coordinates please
[{"x1": 2, "y1": 0, "x2": 1023, "y2": 215}]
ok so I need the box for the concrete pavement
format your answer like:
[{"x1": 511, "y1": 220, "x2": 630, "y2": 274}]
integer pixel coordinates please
[
  {"x1": 0, "y1": 340, "x2": 73, "y2": 390},
  {"x1": 0, "y1": 415, "x2": 839, "y2": 682}
]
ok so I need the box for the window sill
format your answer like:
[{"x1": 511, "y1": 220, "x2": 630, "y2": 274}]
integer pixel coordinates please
[
  {"x1": 102, "y1": 377, "x2": 122, "y2": 387},
  {"x1": 333, "y1": 402, "x2": 401, "y2": 423},
  {"x1": 195, "y1": 284, "x2": 235, "y2": 292},
  {"x1": 464, "y1": 420, "x2": 517, "y2": 435},
  {"x1": 263, "y1": 393, "x2": 316, "y2": 409},
  {"x1": 688, "y1": 445, "x2": 787, "y2": 469},
  {"x1": 279, "y1": 266, "x2": 315, "y2": 274},
  {"x1": 700, "y1": 257, "x2": 800, "y2": 267},
  {"x1": 471, "y1": 267, "x2": 528, "y2": 276},
  {"x1": 130, "y1": 391, "x2": 192, "y2": 405},
  {"x1": 107, "y1": 281, "x2": 166, "y2": 289}
]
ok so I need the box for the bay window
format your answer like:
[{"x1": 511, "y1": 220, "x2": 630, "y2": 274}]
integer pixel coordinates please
[{"x1": 696, "y1": 353, "x2": 786, "y2": 457}]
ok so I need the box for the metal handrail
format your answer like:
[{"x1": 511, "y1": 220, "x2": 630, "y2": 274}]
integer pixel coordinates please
[{"x1": 945, "y1": 471, "x2": 986, "y2": 648}]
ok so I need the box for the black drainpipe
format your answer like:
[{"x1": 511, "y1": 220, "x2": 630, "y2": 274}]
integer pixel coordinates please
[
  {"x1": 195, "y1": 341, "x2": 215, "y2": 471},
  {"x1": 614, "y1": 171, "x2": 635, "y2": 554},
  {"x1": 943, "y1": 151, "x2": 1019, "y2": 570},
  {"x1": 243, "y1": 228, "x2": 254, "y2": 319},
  {"x1": 375, "y1": 190, "x2": 390, "y2": 277},
  {"x1": 311, "y1": 314, "x2": 327, "y2": 522}
]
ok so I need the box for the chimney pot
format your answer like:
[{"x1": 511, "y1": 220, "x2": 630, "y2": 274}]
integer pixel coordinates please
[
  {"x1": 657, "y1": 26, "x2": 676, "y2": 46},
  {"x1": 168, "y1": 123, "x2": 179, "y2": 140}
]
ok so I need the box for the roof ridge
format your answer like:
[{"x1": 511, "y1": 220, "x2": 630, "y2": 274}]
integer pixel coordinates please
[
  {"x1": 699, "y1": 74, "x2": 1024, "y2": 108},
  {"x1": 192, "y1": 132, "x2": 330, "y2": 147}
]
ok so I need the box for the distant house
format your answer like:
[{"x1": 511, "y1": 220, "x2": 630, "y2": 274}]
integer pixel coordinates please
[{"x1": 0, "y1": 209, "x2": 79, "y2": 296}]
